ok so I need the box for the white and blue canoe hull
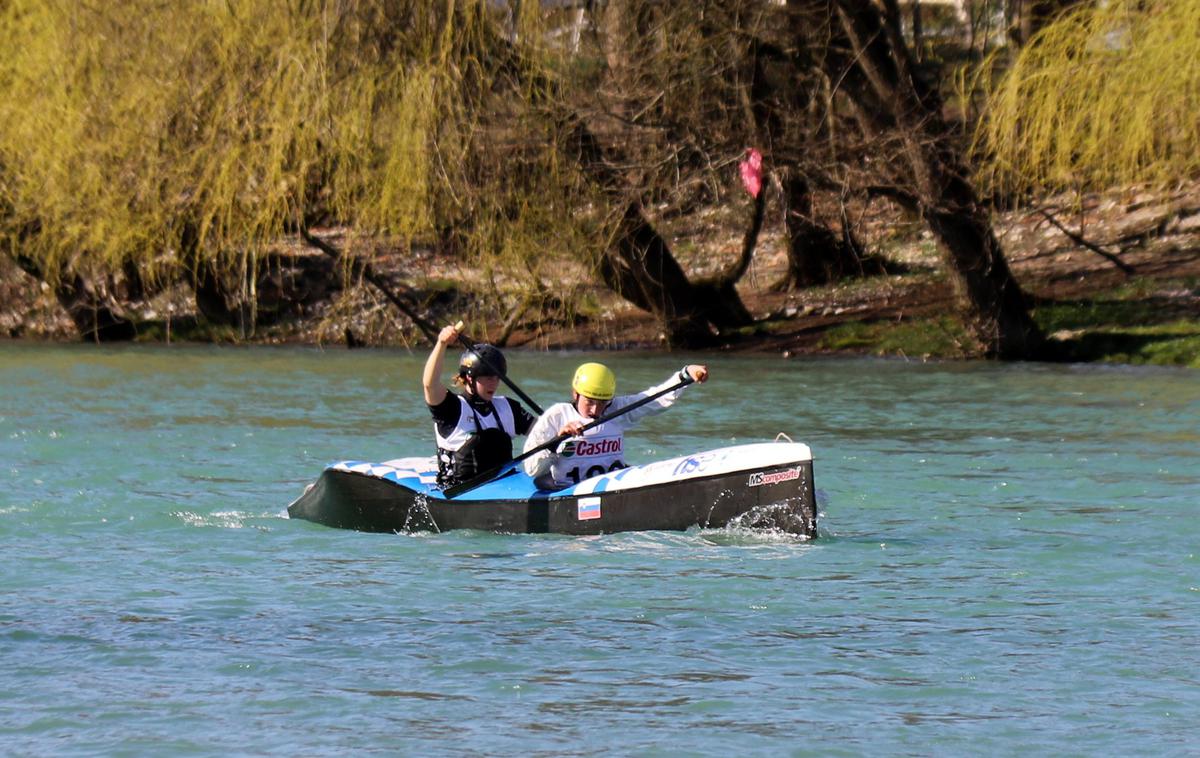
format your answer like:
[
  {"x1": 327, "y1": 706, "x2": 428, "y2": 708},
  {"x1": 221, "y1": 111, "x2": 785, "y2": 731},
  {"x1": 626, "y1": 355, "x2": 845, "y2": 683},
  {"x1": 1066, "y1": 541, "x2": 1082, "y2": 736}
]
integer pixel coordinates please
[{"x1": 287, "y1": 441, "x2": 816, "y2": 537}]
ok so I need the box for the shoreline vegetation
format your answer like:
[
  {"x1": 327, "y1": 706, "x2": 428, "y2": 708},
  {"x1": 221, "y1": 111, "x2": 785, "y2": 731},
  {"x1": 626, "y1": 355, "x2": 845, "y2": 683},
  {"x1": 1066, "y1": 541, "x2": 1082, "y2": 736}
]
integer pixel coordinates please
[
  {"x1": 4, "y1": 182, "x2": 1198, "y2": 366},
  {"x1": 1, "y1": 2, "x2": 1197, "y2": 367}
]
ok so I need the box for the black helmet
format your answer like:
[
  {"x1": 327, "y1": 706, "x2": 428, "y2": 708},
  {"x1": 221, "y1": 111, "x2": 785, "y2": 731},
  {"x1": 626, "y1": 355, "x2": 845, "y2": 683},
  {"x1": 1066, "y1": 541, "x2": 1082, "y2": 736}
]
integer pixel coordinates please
[{"x1": 459, "y1": 344, "x2": 507, "y2": 378}]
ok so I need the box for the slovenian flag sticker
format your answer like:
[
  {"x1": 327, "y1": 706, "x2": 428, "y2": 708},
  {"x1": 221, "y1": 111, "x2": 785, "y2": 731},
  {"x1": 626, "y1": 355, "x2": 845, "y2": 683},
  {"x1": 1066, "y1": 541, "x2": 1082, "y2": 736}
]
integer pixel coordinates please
[{"x1": 577, "y1": 497, "x2": 601, "y2": 520}]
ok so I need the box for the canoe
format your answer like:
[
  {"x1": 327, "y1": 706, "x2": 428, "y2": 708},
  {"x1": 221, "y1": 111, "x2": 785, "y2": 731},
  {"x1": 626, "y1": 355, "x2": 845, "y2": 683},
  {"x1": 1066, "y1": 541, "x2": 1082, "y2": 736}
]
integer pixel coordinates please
[{"x1": 287, "y1": 441, "x2": 816, "y2": 538}]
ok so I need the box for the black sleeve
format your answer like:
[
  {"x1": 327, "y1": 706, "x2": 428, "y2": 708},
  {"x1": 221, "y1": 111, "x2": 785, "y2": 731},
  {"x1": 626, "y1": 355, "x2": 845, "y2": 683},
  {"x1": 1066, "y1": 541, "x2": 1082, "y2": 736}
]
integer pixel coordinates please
[
  {"x1": 428, "y1": 392, "x2": 462, "y2": 438},
  {"x1": 509, "y1": 399, "x2": 536, "y2": 436}
]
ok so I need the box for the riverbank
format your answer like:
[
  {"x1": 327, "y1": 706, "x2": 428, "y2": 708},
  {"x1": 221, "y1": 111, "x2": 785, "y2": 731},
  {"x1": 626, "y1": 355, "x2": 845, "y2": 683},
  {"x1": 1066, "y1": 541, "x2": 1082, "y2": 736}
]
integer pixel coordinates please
[{"x1": 3, "y1": 185, "x2": 1199, "y2": 366}]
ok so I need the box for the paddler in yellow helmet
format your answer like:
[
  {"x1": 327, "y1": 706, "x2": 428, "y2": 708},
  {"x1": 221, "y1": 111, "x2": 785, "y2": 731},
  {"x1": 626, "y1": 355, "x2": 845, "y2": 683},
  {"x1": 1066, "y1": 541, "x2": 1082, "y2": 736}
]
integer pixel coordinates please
[{"x1": 522, "y1": 362, "x2": 708, "y2": 490}]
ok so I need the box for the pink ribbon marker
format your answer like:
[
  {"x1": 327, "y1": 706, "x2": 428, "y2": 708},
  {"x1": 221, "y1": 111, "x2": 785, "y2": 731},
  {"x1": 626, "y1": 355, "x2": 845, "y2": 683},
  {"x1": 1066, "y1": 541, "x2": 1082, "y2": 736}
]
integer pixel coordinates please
[{"x1": 739, "y1": 148, "x2": 763, "y2": 198}]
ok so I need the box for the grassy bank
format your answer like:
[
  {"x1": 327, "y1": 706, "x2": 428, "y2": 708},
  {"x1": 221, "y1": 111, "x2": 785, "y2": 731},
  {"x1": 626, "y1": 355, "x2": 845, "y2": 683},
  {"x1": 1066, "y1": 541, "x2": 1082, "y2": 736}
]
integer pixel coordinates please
[{"x1": 815, "y1": 277, "x2": 1200, "y2": 367}]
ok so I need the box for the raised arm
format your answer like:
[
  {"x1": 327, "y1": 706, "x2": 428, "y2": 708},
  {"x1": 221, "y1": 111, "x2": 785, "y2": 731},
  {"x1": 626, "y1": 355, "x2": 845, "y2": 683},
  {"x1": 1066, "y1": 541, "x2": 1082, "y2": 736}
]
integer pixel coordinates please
[
  {"x1": 608, "y1": 364, "x2": 709, "y2": 426},
  {"x1": 422, "y1": 324, "x2": 461, "y2": 406}
]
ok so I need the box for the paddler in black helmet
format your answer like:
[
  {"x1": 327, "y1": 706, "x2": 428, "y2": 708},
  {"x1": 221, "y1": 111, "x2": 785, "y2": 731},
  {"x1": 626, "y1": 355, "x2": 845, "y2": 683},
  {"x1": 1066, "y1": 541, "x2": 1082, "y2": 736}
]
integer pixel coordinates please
[{"x1": 422, "y1": 323, "x2": 535, "y2": 488}]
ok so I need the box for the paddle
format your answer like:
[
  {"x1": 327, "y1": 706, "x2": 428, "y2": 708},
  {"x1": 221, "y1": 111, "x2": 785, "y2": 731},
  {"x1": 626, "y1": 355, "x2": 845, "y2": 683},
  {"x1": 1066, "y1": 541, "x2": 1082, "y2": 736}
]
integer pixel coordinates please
[
  {"x1": 452, "y1": 321, "x2": 544, "y2": 416},
  {"x1": 443, "y1": 373, "x2": 695, "y2": 498}
]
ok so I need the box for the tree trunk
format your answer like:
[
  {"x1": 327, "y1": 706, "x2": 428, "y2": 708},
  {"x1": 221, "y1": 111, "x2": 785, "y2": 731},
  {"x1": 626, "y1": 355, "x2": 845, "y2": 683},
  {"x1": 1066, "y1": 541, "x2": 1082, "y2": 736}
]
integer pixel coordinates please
[
  {"x1": 598, "y1": 202, "x2": 716, "y2": 347},
  {"x1": 911, "y1": 0, "x2": 924, "y2": 62},
  {"x1": 488, "y1": 20, "x2": 754, "y2": 346},
  {"x1": 1008, "y1": 0, "x2": 1087, "y2": 48},
  {"x1": 59, "y1": 273, "x2": 137, "y2": 342},
  {"x1": 691, "y1": 181, "x2": 765, "y2": 328},
  {"x1": 14, "y1": 256, "x2": 137, "y2": 342},
  {"x1": 791, "y1": 0, "x2": 1046, "y2": 358},
  {"x1": 923, "y1": 203, "x2": 1038, "y2": 356},
  {"x1": 743, "y1": 30, "x2": 878, "y2": 293},
  {"x1": 192, "y1": 248, "x2": 347, "y2": 334},
  {"x1": 563, "y1": 116, "x2": 755, "y2": 346},
  {"x1": 776, "y1": 173, "x2": 884, "y2": 289}
]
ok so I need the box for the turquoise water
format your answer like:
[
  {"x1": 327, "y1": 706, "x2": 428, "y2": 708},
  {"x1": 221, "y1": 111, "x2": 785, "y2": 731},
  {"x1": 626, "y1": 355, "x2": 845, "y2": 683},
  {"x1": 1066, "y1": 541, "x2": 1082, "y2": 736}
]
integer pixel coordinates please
[{"x1": 2, "y1": 343, "x2": 1197, "y2": 755}]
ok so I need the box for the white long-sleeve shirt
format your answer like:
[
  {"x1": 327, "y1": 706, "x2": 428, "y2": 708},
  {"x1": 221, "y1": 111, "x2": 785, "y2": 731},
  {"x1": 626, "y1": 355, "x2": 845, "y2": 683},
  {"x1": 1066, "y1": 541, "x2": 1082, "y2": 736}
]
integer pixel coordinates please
[{"x1": 522, "y1": 369, "x2": 692, "y2": 489}]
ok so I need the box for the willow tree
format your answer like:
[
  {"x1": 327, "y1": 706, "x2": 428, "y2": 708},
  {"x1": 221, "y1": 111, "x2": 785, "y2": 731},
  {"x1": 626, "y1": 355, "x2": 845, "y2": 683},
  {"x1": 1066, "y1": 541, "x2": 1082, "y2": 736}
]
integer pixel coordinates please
[
  {"x1": 0, "y1": 0, "x2": 581, "y2": 341},
  {"x1": 978, "y1": 0, "x2": 1200, "y2": 193}
]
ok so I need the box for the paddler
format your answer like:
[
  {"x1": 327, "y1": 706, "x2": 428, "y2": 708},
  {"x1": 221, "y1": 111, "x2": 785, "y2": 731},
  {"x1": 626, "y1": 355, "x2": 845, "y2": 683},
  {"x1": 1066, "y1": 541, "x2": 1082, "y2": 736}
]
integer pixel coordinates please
[
  {"x1": 523, "y1": 362, "x2": 709, "y2": 490},
  {"x1": 423, "y1": 323, "x2": 535, "y2": 488}
]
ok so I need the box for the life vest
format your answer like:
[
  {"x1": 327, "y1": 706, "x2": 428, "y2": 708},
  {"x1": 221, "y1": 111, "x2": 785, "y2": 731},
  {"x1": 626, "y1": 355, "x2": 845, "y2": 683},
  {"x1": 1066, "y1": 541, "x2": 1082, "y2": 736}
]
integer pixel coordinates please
[{"x1": 435, "y1": 395, "x2": 517, "y2": 487}]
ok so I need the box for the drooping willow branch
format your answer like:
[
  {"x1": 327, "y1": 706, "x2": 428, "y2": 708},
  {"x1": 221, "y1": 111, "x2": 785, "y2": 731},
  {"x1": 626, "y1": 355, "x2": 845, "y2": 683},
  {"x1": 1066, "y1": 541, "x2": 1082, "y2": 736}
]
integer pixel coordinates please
[{"x1": 300, "y1": 227, "x2": 440, "y2": 344}]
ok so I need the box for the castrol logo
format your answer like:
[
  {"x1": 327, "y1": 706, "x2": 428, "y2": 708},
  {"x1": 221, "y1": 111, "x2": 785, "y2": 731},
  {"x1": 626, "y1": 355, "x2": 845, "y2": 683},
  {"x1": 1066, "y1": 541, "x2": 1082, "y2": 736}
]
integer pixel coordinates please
[
  {"x1": 560, "y1": 437, "x2": 623, "y2": 458},
  {"x1": 747, "y1": 467, "x2": 801, "y2": 487}
]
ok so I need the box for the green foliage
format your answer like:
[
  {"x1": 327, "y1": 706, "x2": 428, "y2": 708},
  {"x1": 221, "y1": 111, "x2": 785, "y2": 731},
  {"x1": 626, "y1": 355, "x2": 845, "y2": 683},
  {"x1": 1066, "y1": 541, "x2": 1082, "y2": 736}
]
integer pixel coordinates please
[
  {"x1": 134, "y1": 317, "x2": 242, "y2": 345},
  {"x1": 809, "y1": 282, "x2": 1200, "y2": 365},
  {"x1": 1049, "y1": 322, "x2": 1200, "y2": 367},
  {"x1": 1035, "y1": 297, "x2": 1164, "y2": 332},
  {"x1": 1033, "y1": 279, "x2": 1200, "y2": 366},
  {"x1": 0, "y1": 0, "x2": 582, "y2": 300},
  {"x1": 976, "y1": 0, "x2": 1200, "y2": 194},
  {"x1": 818, "y1": 316, "x2": 974, "y2": 358}
]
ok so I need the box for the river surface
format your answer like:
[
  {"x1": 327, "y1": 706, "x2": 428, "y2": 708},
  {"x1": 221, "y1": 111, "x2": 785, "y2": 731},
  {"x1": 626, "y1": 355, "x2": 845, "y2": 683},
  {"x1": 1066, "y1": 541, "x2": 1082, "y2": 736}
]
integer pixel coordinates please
[{"x1": 1, "y1": 343, "x2": 1197, "y2": 755}]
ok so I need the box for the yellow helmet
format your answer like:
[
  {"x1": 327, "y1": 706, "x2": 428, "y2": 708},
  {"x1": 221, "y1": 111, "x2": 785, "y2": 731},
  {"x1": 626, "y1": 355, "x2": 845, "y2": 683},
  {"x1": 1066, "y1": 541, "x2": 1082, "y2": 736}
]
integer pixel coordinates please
[{"x1": 572, "y1": 362, "x2": 616, "y2": 401}]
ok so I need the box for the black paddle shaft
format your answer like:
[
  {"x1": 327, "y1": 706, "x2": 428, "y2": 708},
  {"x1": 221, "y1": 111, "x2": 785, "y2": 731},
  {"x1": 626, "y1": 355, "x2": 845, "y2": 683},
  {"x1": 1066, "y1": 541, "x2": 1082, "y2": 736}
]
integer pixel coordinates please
[
  {"x1": 454, "y1": 331, "x2": 544, "y2": 416},
  {"x1": 443, "y1": 374, "x2": 695, "y2": 498}
]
